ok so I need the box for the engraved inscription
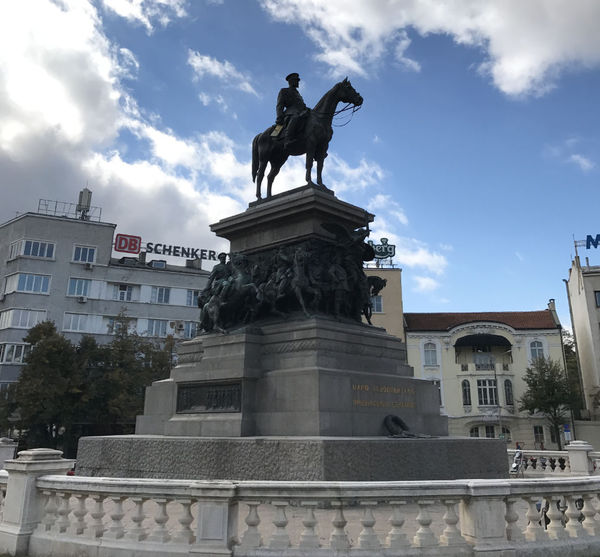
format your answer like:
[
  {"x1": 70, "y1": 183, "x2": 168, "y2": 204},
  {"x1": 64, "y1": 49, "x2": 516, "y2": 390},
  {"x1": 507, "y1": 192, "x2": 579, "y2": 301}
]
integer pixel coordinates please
[
  {"x1": 351, "y1": 382, "x2": 416, "y2": 409},
  {"x1": 177, "y1": 382, "x2": 242, "y2": 413}
]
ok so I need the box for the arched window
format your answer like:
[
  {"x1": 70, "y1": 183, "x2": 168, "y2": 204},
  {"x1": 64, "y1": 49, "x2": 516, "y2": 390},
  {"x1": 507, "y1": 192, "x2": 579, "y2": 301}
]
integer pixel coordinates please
[
  {"x1": 462, "y1": 379, "x2": 472, "y2": 406},
  {"x1": 469, "y1": 426, "x2": 479, "y2": 437},
  {"x1": 424, "y1": 342, "x2": 437, "y2": 366},
  {"x1": 530, "y1": 340, "x2": 544, "y2": 361},
  {"x1": 504, "y1": 379, "x2": 514, "y2": 406}
]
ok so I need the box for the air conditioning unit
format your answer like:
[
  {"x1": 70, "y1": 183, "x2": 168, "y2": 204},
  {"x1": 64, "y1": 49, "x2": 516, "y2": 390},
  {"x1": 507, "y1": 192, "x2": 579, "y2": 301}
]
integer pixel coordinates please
[
  {"x1": 77, "y1": 296, "x2": 88, "y2": 303},
  {"x1": 85, "y1": 263, "x2": 93, "y2": 270}
]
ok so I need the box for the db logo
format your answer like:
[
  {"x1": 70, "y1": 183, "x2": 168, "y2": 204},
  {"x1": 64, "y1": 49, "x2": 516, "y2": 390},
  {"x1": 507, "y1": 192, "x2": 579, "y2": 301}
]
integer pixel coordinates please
[{"x1": 114, "y1": 233, "x2": 142, "y2": 254}]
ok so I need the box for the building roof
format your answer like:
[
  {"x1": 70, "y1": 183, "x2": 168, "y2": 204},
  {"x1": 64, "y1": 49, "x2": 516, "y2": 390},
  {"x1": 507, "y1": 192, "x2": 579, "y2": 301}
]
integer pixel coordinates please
[{"x1": 404, "y1": 310, "x2": 558, "y2": 332}]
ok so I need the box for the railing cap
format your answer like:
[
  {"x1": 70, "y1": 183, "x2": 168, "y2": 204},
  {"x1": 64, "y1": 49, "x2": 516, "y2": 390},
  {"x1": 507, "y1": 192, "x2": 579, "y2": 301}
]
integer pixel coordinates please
[
  {"x1": 15, "y1": 448, "x2": 64, "y2": 461},
  {"x1": 566, "y1": 440, "x2": 593, "y2": 451}
]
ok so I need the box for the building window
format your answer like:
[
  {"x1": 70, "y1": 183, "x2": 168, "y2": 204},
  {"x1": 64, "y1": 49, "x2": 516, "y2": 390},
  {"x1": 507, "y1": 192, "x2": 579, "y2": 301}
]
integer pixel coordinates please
[
  {"x1": 151, "y1": 287, "x2": 170, "y2": 304},
  {"x1": 9, "y1": 239, "x2": 55, "y2": 260},
  {"x1": 147, "y1": 319, "x2": 168, "y2": 337},
  {"x1": 184, "y1": 321, "x2": 197, "y2": 339},
  {"x1": 73, "y1": 245, "x2": 96, "y2": 263},
  {"x1": 596, "y1": 291, "x2": 600, "y2": 307},
  {"x1": 530, "y1": 340, "x2": 544, "y2": 361},
  {"x1": 0, "y1": 344, "x2": 31, "y2": 364},
  {"x1": 5, "y1": 273, "x2": 50, "y2": 294},
  {"x1": 485, "y1": 425, "x2": 495, "y2": 438},
  {"x1": 0, "y1": 309, "x2": 46, "y2": 330},
  {"x1": 63, "y1": 313, "x2": 88, "y2": 332},
  {"x1": 534, "y1": 425, "x2": 545, "y2": 445},
  {"x1": 477, "y1": 379, "x2": 498, "y2": 406},
  {"x1": 114, "y1": 284, "x2": 133, "y2": 302},
  {"x1": 68, "y1": 278, "x2": 91, "y2": 297},
  {"x1": 504, "y1": 379, "x2": 514, "y2": 406},
  {"x1": 501, "y1": 426, "x2": 511, "y2": 441},
  {"x1": 106, "y1": 317, "x2": 137, "y2": 334},
  {"x1": 371, "y1": 295, "x2": 383, "y2": 313},
  {"x1": 424, "y1": 342, "x2": 437, "y2": 366},
  {"x1": 187, "y1": 290, "x2": 200, "y2": 307},
  {"x1": 469, "y1": 426, "x2": 479, "y2": 437},
  {"x1": 462, "y1": 379, "x2": 472, "y2": 406}
]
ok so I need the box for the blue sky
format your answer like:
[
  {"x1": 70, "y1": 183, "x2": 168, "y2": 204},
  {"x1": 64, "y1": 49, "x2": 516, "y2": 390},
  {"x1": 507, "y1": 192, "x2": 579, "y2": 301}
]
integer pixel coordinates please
[{"x1": 1, "y1": 0, "x2": 600, "y2": 328}]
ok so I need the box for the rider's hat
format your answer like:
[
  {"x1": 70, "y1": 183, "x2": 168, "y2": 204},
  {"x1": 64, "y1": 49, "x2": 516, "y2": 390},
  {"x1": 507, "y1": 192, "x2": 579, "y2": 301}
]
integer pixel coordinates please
[{"x1": 285, "y1": 72, "x2": 300, "y2": 82}]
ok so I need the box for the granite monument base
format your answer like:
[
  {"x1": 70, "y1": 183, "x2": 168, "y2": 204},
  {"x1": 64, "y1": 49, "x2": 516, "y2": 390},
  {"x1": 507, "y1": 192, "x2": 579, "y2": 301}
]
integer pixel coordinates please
[
  {"x1": 76, "y1": 435, "x2": 508, "y2": 480},
  {"x1": 135, "y1": 316, "x2": 447, "y2": 438}
]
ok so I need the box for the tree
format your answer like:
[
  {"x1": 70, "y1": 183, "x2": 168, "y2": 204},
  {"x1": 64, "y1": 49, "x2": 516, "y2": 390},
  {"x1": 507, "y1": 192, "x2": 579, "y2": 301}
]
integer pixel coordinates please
[
  {"x1": 11, "y1": 321, "x2": 86, "y2": 454},
  {"x1": 3, "y1": 314, "x2": 171, "y2": 457},
  {"x1": 85, "y1": 313, "x2": 170, "y2": 432},
  {"x1": 519, "y1": 356, "x2": 576, "y2": 450},
  {"x1": 562, "y1": 331, "x2": 584, "y2": 418}
]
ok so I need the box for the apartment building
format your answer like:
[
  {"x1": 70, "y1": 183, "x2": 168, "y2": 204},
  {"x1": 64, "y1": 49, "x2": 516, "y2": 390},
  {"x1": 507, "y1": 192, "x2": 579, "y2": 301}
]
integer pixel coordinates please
[{"x1": 0, "y1": 207, "x2": 209, "y2": 389}]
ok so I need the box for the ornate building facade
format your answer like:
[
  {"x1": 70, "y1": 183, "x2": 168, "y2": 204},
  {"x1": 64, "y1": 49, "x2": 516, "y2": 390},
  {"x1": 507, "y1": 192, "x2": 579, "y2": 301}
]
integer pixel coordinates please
[{"x1": 404, "y1": 306, "x2": 566, "y2": 448}]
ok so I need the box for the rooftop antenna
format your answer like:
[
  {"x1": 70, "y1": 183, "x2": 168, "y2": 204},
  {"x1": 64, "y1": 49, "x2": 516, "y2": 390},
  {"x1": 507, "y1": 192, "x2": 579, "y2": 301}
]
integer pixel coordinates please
[{"x1": 77, "y1": 187, "x2": 92, "y2": 221}]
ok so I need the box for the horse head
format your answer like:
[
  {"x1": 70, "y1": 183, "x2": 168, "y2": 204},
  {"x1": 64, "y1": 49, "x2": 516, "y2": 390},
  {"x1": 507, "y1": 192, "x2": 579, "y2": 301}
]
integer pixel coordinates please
[{"x1": 337, "y1": 77, "x2": 363, "y2": 107}]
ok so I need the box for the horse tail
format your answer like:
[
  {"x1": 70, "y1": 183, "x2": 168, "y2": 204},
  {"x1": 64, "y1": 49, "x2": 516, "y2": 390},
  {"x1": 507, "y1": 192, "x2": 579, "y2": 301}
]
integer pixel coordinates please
[{"x1": 251, "y1": 134, "x2": 259, "y2": 183}]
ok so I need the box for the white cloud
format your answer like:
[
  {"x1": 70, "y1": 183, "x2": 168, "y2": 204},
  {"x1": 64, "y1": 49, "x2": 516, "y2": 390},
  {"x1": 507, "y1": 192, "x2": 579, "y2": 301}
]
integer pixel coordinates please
[
  {"x1": 198, "y1": 92, "x2": 230, "y2": 112},
  {"x1": 260, "y1": 0, "x2": 600, "y2": 96},
  {"x1": 569, "y1": 154, "x2": 595, "y2": 173},
  {"x1": 367, "y1": 194, "x2": 408, "y2": 226},
  {"x1": 515, "y1": 251, "x2": 524, "y2": 262},
  {"x1": 188, "y1": 51, "x2": 258, "y2": 96},
  {"x1": 413, "y1": 276, "x2": 440, "y2": 293},
  {"x1": 101, "y1": 0, "x2": 188, "y2": 32},
  {"x1": 326, "y1": 155, "x2": 384, "y2": 192},
  {"x1": 0, "y1": 0, "x2": 248, "y2": 260},
  {"x1": 544, "y1": 138, "x2": 596, "y2": 173}
]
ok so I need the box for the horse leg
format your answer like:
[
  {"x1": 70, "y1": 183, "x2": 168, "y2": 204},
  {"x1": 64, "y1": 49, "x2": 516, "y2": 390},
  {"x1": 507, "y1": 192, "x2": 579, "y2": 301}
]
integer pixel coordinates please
[
  {"x1": 266, "y1": 164, "x2": 280, "y2": 198},
  {"x1": 305, "y1": 153, "x2": 314, "y2": 185},
  {"x1": 256, "y1": 161, "x2": 267, "y2": 199},
  {"x1": 316, "y1": 157, "x2": 325, "y2": 187}
]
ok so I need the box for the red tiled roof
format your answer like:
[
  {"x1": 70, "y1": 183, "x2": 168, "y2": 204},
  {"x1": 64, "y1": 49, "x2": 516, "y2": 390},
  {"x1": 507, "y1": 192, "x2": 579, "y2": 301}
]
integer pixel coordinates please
[{"x1": 404, "y1": 310, "x2": 558, "y2": 332}]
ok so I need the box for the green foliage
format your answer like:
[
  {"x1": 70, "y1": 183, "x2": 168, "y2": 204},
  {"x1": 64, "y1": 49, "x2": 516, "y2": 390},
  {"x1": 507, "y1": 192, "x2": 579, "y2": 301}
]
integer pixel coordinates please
[
  {"x1": 519, "y1": 356, "x2": 575, "y2": 450},
  {"x1": 1, "y1": 314, "x2": 171, "y2": 457}
]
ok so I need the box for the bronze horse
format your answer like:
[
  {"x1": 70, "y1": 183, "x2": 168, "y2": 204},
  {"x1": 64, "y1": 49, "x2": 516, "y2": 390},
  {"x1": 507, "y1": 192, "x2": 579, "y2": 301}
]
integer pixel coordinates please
[{"x1": 252, "y1": 78, "x2": 363, "y2": 199}]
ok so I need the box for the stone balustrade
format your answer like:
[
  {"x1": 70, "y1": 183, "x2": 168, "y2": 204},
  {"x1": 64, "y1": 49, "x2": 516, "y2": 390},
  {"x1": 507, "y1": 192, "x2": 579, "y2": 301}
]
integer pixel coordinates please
[
  {"x1": 508, "y1": 441, "x2": 600, "y2": 478},
  {"x1": 1, "y1": 449, "x2": 600, "y2": 555}
]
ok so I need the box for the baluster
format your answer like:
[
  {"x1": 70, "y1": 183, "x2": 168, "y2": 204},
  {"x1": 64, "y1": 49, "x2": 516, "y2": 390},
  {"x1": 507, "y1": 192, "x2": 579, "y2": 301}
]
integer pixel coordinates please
[
  {"x1": 239, "y1": 501, "x2": 262, "y2": 548},
  {"x1": 439, "y1": 499, "x2": 467, "y2": 546},
  {"x1": 126, "y1": 497, "x2": 148, "y2": 541},
  {"x1": 504, "y1": 496, "x2": 525, "y2": 541},
  {"x1": 524, "y1": 496, "x2": 547, "y2": 541},
  {"x1": 85, "y1": 494, "x2": 106, "y2": 539},
  {"x1": 53, "y1": 491, "x2": 71, "y2": 533},
  {"x1": 329, "y1": 503, "x2": 351, "y2": 550},
  {"x1": 148, "y1": 497, "x2": 171, "y2": 543},
  {"x1": 546, "y1": 495, "x2": 567, "y2": 540},
  {"x1": 67, "y1": 493, "x2": 88, "y2": 536},
  {"x1": 582, "y1": 494, "x2": 600, "y2": 536},
  {"x1": 358, "y1": 501, "x2": 380, "y2": 549},
  {"x1": 172, "y1": 498, "x2": 194, "y2": 544},
  {"x1": 386, "y1": 501, "x2": 410, "y2": 549},
  {"x1": 36, "y1": 490, "x2": 58, "y2": 533},
  {"x1": 269, "y1": 501, "x2": 291, "y2": 549},
  {"x1": 413, "y1": 499, "x2": 438, "y2": 547},
  {"x1": 565, "y1": 494, "x2": 585, "y2": 538},
  {"x1": 299, "y1": 502, "x2": 320, "y2": 548},
  {"x1": 104, "y1": 496, "x2": 126, "y2": 539}
]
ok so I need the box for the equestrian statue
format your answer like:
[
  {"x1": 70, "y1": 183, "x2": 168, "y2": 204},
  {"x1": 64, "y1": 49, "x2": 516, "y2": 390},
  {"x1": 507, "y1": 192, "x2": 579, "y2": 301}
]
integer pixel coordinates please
[{"x1": 252, "y1": 73, "x2": 363, "y2": 199}]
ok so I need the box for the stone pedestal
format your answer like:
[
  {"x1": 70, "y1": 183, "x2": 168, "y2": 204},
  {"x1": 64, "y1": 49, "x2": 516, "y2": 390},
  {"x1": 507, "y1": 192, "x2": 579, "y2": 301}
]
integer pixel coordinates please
[
  {"x1": 136, "y1": 316, "x2": 447, "y2": 438},
  {"x1": 77, "y1": 185, "x2": 508, "y2": 481}
]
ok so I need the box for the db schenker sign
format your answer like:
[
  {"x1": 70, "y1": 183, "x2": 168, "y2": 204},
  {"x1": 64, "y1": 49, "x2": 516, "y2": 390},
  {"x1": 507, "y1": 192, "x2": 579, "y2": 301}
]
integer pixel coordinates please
[{"x1": 114, "y1": 233, "x2": 218, "y2": 261}]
